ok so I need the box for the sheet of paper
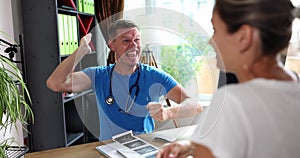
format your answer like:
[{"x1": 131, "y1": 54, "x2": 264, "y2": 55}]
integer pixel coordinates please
[
  {"x1": 96, "y1": 142, "x2": 125, "y2": 158},
  {"x1": 97, "y1": 130, "x2": 158, "y2": 158}
]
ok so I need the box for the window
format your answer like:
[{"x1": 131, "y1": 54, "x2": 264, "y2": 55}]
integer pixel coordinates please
[
  {"x1": 286, "y1": 0, "x2": 300, "y2": 78},
  {"x1": 124, "y1": 0, "x2": 218, "y2": 102}
]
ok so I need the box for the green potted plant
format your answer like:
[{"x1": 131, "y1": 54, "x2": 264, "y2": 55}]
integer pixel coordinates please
[{"x1": 0, "y1": 54, "x2": 33, "y2": 157}]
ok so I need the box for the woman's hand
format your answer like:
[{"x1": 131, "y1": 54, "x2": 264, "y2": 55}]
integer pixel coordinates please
[
  {"x1": 156, "y1": 140, "x2": 215, "y2": 158},
  {"x1": 155, "y1": 140, "x2": 195, "y2": 158}
]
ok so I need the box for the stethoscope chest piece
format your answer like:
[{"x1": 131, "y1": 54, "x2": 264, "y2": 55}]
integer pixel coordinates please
[
  {"x1": 106, "y1": 96, "x2": 114, "y2": 105},
  {"x1": 106, "y1": 64, "x2": 140, "y2": 108}
]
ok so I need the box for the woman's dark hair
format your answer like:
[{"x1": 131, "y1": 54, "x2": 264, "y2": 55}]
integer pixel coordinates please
[{"x1": 214, "y1": 0, "x2": 295, "y2": 55}]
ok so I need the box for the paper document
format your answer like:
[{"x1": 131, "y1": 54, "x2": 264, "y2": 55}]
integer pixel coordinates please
[{"x1": 96, "y1": 131, "x2": 158, "y2": 158}]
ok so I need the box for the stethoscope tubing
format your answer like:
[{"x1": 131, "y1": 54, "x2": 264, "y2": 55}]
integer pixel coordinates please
[{"x1": 106, "y1": 64, "x2": 141, "y2": 114}]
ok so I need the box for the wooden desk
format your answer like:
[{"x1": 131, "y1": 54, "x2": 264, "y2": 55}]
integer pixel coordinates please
[
  {"x1": 25, "y1": 125, "x2": 196, "y2": 158},
  {"x1": 25, "y1": 141, "x2": 105, "y2": 158}
]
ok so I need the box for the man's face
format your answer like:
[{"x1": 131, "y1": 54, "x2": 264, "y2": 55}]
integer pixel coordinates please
[{"x1": 109, "y1": 27, "x2": 142, "y2": 67}]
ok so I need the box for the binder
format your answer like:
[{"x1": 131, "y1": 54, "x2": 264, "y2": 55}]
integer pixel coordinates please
[
  {"x1": 86, "y1": 0, "x2": 90, "y2": 14},
  {"x1": 58, "y1": 14, "x2": 65, "y2": 56},
  {"x1": 83, "y1": 0, "x2": 88, "y2": 14},
  {"x1": 88, "y1": 0, "x2": 92, "y2": 14},
  {"x1": 78, "y1": 0, "x2": 83, "y2": 12},
  {"x1": 91, "y1": 0, "x2": 95, "y2": 14},
  {"x1": 68, "y1": 15, "x2": 74, "y2": 55},
  {"x1": 63, "y1": 14, "x2": 69, "y2": 55},
  {"x1": 72, "y1": 16, "x2": 78, "y2": 52}
]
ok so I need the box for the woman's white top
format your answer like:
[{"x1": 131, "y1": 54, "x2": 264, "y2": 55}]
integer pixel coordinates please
[{"x1": 191, "y1": 78, "x2": 300, "y2": 158}]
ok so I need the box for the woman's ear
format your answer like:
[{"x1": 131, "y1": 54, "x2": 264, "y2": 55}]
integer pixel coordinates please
[
  {"x1": 108, "y1": 40, "x2": 115, "y2": 52},
  {"x1": 237, "y1": 25, "x2": 253, "y2": 53}
]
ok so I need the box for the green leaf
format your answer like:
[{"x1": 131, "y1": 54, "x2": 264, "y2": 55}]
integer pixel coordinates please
[{"x1": 0, "y1": 55, "x2": 34, "y2": 149}]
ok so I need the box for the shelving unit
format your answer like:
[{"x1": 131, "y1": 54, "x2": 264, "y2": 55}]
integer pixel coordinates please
[{"x1": 21, "y1": 0, "x2": 99, "y2": 152}]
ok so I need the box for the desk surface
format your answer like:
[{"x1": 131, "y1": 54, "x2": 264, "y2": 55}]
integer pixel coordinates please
[{"x1": 25, "y1": 125, "x2": 196, "y2": 158}]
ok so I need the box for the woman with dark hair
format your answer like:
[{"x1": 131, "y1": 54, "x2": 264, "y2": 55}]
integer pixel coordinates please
[{"x1": 156, "y1": 0, "x2": 300, "y2": 157}]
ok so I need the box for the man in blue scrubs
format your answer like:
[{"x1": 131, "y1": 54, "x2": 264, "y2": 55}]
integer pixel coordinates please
[{"x1": 47, "y1": 19, "x2": 202, "y2": 140}]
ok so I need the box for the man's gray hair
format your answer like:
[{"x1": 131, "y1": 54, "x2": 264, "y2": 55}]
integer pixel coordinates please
[{"x1": 108, "y1": 19, "x2": 140, "y2": 40}]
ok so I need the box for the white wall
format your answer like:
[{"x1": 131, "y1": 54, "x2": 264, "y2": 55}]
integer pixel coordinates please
[
  {"x1": 0, "y1": 1, "x2": 14, "y2": 37},
  {"x1": 0, "y1": 0, "x2": 24, "y2": 146}
]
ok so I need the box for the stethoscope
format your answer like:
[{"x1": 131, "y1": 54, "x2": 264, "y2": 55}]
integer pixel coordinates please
[{"x1": 106, "y1": 64, "x2": 140, "y2": 114}]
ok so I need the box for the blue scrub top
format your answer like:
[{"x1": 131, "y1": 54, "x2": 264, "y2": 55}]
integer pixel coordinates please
[{"x1": 83, "y1": 63, "x2": 177, "y2": 140}]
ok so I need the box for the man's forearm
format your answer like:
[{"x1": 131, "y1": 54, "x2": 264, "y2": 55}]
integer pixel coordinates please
[
  {"x1": 47, "y1": 34, "x2": 92, "y2": 92},
  {"x1": 167, "y1": 98, "x2": 203, "y2": 119},
  {"x1": 46, "y1": 48, "x2": 85, "y2": 91}
]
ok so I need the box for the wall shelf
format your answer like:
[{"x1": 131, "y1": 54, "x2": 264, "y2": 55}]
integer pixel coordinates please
[
  {"x1": 21, "y1": 0, "x2": 98, "y2": 152},
  {"x1": 63, "y1": 89, "x2": 93, "y2": 103},
  {"x1": 66, "y1": 132, "x2": 84, "y2": 146}
]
